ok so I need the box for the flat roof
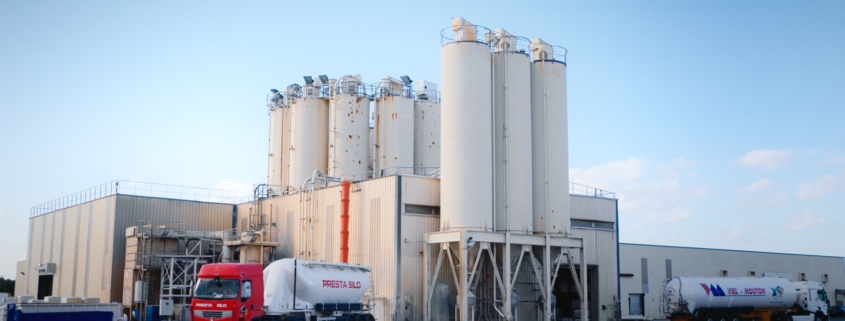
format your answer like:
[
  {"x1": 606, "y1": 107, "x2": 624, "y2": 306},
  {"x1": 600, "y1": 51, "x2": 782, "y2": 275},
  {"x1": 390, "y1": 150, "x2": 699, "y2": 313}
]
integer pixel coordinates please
[{"x1": 621, "y1": 242, "x2": 844, "y2": 260}]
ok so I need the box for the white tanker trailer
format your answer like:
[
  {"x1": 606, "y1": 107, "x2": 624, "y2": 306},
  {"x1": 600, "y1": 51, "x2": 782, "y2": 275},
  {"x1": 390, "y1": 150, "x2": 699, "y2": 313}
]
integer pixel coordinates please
[
  {"x1": 192, "y1": 259, "x2": 373, "y2": 321},
  {"x1": 664, "y1": 277, "x2": 830, "y2": 321}
]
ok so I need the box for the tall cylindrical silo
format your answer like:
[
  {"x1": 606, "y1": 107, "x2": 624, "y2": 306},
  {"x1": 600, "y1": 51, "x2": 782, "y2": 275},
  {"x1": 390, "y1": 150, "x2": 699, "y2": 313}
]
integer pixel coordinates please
[
  {"x1": 530, "y1": 38, "x2": 569, "y2": 235},
  {"x1": 279, "y1": 106, "x2": 292, "y2": 189},
  {"x1": 288, "y1": 84, "x2": 329, "y2": 189},
  {"x1": 328, "y1": 75, "x2": 371, "y2": 178},
  {"x1": 374, "y1": 76, "x2": 415, "y2": 174},
  {"x1": 413, "y1": 80, "x2": 440, "y2": 175},
  {"x1": 267, "y1": 91, "x2": 283, "y2": 188},
  {"x1": 492, "y1": 29, "x2": 533, "y2": 234},
  {"x1": 440, "y1": 18, "x2": 493, "y2": 231}
]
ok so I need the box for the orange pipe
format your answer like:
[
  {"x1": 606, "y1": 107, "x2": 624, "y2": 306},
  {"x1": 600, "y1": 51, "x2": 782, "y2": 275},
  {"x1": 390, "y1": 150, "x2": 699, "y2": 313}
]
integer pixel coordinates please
[{"x1": 340, "y1": 180, "x2": 351, "y2": 263}]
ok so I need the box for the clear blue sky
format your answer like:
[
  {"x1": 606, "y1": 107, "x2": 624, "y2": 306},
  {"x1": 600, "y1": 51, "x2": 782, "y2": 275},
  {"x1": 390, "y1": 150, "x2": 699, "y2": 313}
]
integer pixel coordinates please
[{"x1": 1, "y1": 1, "x2": 843, "y2": 279}]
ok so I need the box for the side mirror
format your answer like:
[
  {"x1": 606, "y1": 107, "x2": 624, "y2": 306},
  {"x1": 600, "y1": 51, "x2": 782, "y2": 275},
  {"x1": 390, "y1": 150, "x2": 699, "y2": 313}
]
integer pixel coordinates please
[{"x1": 241, "y1": 281, "x2": 252, "y2": 302}]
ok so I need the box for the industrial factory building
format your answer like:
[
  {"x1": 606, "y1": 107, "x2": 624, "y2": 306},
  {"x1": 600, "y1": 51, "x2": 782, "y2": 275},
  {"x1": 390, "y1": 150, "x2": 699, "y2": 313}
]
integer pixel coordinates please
[
  {"x1": 12, "y1": 16, "x2": 845, "y2": 321},
  {"x1": 619, "y1": 244, "x2": 845, "y2": 320}
]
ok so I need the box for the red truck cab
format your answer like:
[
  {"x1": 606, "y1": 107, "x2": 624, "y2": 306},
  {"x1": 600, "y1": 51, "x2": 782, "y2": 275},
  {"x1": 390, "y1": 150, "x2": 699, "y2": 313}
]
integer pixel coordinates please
[{"x1": 192, "y1": 263, "x2": 264, "y2": 321}]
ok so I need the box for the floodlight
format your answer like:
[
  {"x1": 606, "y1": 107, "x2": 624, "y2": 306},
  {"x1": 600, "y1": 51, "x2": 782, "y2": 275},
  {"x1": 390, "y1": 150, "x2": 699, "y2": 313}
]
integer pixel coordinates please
[
  {"x1": 303, "y1": 76, "x2": 314, "y2": 85},
  {"x1": 318, "y1": 75, "x2": 329, "y2": 84},
  {"x1": 270, "y1": 89, "x2": 279, "y2": 93},
  {"x1": 400, "y1": 75, "x2": 413, "y2": 86}
]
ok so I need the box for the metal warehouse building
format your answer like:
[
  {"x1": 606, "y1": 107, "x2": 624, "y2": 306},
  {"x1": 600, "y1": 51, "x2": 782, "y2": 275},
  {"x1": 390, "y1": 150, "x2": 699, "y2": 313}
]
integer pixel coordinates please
[
  {"x1": 14, "y1": 181, "x2": 236, "y2": 305},
  {"x1": 619, "y1": 243, "x2": 845, "y2": 320}
]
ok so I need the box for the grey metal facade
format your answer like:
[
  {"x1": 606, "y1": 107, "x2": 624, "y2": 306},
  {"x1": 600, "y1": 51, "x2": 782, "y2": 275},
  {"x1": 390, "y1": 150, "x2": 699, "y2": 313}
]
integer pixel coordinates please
[
  {"x1": 619, "y1": 243, "x2": 845, "y2": 320},
  {"x1": 17, "y1": 194, "x2": 235, "y2": 303}
]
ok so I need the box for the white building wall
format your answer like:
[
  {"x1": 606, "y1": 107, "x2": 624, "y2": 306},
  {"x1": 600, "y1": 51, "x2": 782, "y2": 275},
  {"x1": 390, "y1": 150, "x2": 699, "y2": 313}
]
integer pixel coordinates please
[
  {"x1": 619, "y1": 243, "x2": 845, "y2": 320},
  {"x1": 570, "y1": 195, "x2": 619, "y2": 321}
]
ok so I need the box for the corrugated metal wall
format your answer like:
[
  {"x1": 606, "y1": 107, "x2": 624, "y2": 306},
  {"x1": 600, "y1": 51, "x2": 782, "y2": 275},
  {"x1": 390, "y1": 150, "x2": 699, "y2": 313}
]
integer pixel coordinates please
[
  {"x1": 571, "y1": 195, "x2": 616, "y2": 222},
  {"x1": 570, "y1": 195, "x2": 619, "y2": 321},
  {"x1": 110, "y1": 195, "x2": 235, "y2": 302},
  {"x1": 619, "y1": 243, "x2": 845, "y2": 319},
  {"x1": 249, "y1": 175, "x2": 441, "y2": 321},
  {"x1": 18, "y1": 196, "x2": 117, "y2": 301}
]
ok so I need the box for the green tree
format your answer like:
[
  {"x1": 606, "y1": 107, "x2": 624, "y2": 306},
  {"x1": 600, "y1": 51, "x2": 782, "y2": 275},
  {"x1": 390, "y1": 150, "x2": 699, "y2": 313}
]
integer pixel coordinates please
[{"x1": 0, "y1": 276, "x2": 14, "y2": 295}]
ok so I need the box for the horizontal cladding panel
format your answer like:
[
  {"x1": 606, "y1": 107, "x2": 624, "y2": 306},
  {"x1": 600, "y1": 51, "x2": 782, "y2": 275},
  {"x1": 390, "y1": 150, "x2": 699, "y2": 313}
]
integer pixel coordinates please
[
  {"x1": 570, "y1": 194, "x2": 616, "y2": 222},
  {"x1": 111, "y1": 195, "x2": 234, "y2": 302}
]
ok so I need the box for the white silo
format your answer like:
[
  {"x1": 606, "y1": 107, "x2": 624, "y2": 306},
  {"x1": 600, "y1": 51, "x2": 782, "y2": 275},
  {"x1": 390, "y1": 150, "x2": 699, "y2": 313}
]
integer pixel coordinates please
[
  {"x1": 328, "y1": 75, "x2": 371, "y2": 178},
  {"x1": 374, "y1": 76, "x2": 415, "y2": 175},
  {"x1": 413, "y1": 80, "x2": 441, "y2": 175},
  {"x1": 288, "y1": 82, "x2": 330, "y2": 189},
  {"x1": 267, "y1": 89, "x2": 284, "y2": 189},
  {"x1": 491, "y1": 28, "x2": 534, "y2": 234},
  {"x1": 440, "y1": 17, "x2": 493, "y2": 231},
  {"x1": 529, "y1": 38, "x2": 569, "y2": 235}
]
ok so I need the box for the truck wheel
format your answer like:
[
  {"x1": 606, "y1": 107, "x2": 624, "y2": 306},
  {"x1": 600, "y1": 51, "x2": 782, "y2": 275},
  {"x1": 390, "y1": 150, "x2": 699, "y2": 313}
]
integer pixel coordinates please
[
  {"x1": 704, "y1": 313, "x2": 717, "y2": 321},
  {"x1": 717, "y1": 313, "x2": 729, "y2": 321},
  {"x1": 729, "y1": 313, "x2": 742, "y2": 321},
  {"x1": 814, "y1": 313, "x2": 825, "y2": 321}
]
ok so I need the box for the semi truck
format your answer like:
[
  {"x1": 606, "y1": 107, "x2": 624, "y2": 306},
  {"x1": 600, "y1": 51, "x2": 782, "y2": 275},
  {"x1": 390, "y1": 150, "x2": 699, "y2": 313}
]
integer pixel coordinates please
[
  {"x1": 663, "y1": 277, "x2": 830, "y2": 321},
  {"x1": 191, "y1": 258, "x2": 373, "y2": 321}
]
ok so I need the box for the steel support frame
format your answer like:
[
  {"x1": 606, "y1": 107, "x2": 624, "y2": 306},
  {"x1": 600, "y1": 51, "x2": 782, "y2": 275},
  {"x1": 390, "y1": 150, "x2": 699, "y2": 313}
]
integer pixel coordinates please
[{"x1": 423, "y1": 230, "x2": 586, "y2": 321}]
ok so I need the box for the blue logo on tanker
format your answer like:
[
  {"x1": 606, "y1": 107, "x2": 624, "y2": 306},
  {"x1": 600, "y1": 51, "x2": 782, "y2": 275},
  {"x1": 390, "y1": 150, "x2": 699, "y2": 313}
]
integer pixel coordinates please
[{"x1": 699, "y1": 283, "x2": 768, "y2": 297}]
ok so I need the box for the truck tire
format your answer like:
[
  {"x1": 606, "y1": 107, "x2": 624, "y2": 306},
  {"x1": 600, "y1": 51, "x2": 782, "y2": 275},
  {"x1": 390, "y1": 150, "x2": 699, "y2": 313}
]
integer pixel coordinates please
[
  {"x1": 717, "y1": 313, "x2": 729, "y2": 321},
  {"x1": 814, "y1": 313, "x2": 825, "y2": 321},
  {"x1": 704, "y1": 313, "x2": 716, "y2": 321},
  {"x1": 729, "y1": 312, "x2": 742, "y2": 321}
]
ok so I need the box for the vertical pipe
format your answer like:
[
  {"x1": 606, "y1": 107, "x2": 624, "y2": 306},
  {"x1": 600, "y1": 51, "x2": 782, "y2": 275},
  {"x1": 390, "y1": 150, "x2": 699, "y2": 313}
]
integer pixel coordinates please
[
  {"x1": 460, "y1": 233, "x2": 469, "y2": 321},
  {"x1": 581, "y1": 248, "x2": 588, "y2": 321},
  {"x1": 504, "y1": 234, "x2": 512, "y2": 320},
  {"x1": 544, "y1": 236, "x2": 552, "y2": 321},
  {"x1": 340, "y1": 179, "x2": 351, "y2": 263}
]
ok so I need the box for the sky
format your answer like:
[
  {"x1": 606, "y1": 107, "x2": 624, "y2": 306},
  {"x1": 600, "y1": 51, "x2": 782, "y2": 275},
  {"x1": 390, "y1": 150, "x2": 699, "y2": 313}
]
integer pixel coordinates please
[{"x1": 1, "y1": 1, "x2": 844, "y2": 279}]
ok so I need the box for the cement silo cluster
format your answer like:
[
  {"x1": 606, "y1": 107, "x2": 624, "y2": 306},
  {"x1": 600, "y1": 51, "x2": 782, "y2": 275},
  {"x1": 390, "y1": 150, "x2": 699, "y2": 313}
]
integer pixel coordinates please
[
  {"x1": 424, "y1": 17, "x2": 585, "y2": 321},
  {"x1": 439, "y1": 17, "x2": 569, "y2": 236},
  {"x1": 266, "y1": 75, "x2": 441, "y2": 192}
]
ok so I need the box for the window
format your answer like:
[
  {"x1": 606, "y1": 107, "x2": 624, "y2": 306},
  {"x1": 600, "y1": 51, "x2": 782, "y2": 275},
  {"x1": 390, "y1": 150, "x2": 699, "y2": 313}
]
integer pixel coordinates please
[
  {"x1": 571, "y1": 219, "x2": 615, "y2": 230},
  {"x1": 818, "y1": 289, "x2": 828, "y2": 302},
  {"x1": 822, "y1": 274, "x2": 829, "y2": 283},
  {"x1": 749, "y1": 271, "x2": 756, "y2": 277},
  {"x1": 800, "y1": 273, "x2": 807, "y2": 281},
  {"x1": 405, "y1": 204, "x2": 440, "y2": 215},
  {"x1": 720, "y1": 270, "x2": 728, "y2": 277},
  {"x1": 629, "y1": 294, "x2": 644, "y2": 316},
  {"x1": 195, "y1": 278, "x2": 240, "y2": 299}
]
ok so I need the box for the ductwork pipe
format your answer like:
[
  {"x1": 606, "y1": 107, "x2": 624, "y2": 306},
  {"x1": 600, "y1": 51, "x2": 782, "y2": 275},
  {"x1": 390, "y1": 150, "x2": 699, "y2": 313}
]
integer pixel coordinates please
[{"x1": 340, "y1": 177, "x2": 352, "y2": 263}]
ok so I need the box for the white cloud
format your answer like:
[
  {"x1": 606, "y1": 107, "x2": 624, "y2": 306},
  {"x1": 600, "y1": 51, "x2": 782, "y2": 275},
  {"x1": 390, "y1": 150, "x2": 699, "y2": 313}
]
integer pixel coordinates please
[
  {"x1": 213, "y1": 179, "x2": 255, "y2": 199},
  {"x1": 622, "y1": 223, "x2": 643, "y2": 232},
  {"x1": 660, "y1": 157, "x2": 697, "y2": 180},
  {"x1": 0, "y1": 209, "x2": 4, "y2": 218},
  {"x1": 741, "y1": 179, "x2": 774, "y2": 194},
  {"x1": 821, "y1": 155, "x2": 845, "y2": 165},
  {"x1": 712, "y1": 226, "x2": 742, "y2": 242},
  {"x1": 571, "y1": 158, "x2": 704, "y2": 225},
  {"x1": 782, "y1": 210, "x2": 826, "y2": 231},
  {"x1": 795, "y1": 175, "x2": 839, "y2": 201},
  {"x1": 570, "y1": 158, "x2": 646, "y2": 189},
  {"x1": 738, "y1": 149, "x2": 797, "y2": 170},
  {"x1": 736, "y1": 190, "x2": 789, "y2": 211}
]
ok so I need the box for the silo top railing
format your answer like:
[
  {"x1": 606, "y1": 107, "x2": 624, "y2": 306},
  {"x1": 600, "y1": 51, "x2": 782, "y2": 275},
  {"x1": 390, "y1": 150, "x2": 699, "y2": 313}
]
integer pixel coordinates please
[{"x1": 440, "y1": 24, "x2": 493, "y2": 46}]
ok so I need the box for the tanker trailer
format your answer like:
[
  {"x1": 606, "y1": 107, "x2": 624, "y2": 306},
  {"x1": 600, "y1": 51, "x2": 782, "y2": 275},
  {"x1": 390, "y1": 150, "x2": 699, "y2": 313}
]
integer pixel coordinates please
[
  {"x1": 664, "y1": 277, "x2": 829, "y2": 321},
  {"x1": 191, "y1": 259, "x2": 373, "y2": 321}
]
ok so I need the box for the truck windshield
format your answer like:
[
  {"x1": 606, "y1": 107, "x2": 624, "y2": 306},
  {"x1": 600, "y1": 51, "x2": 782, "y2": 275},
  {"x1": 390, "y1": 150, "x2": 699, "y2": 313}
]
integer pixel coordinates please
[
  {"x1": 819, "y1": 289, "x2": 828, "y2": 302},
  {"x1": 194, "y1": 278, "x2": 240, "y2": 299}
]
